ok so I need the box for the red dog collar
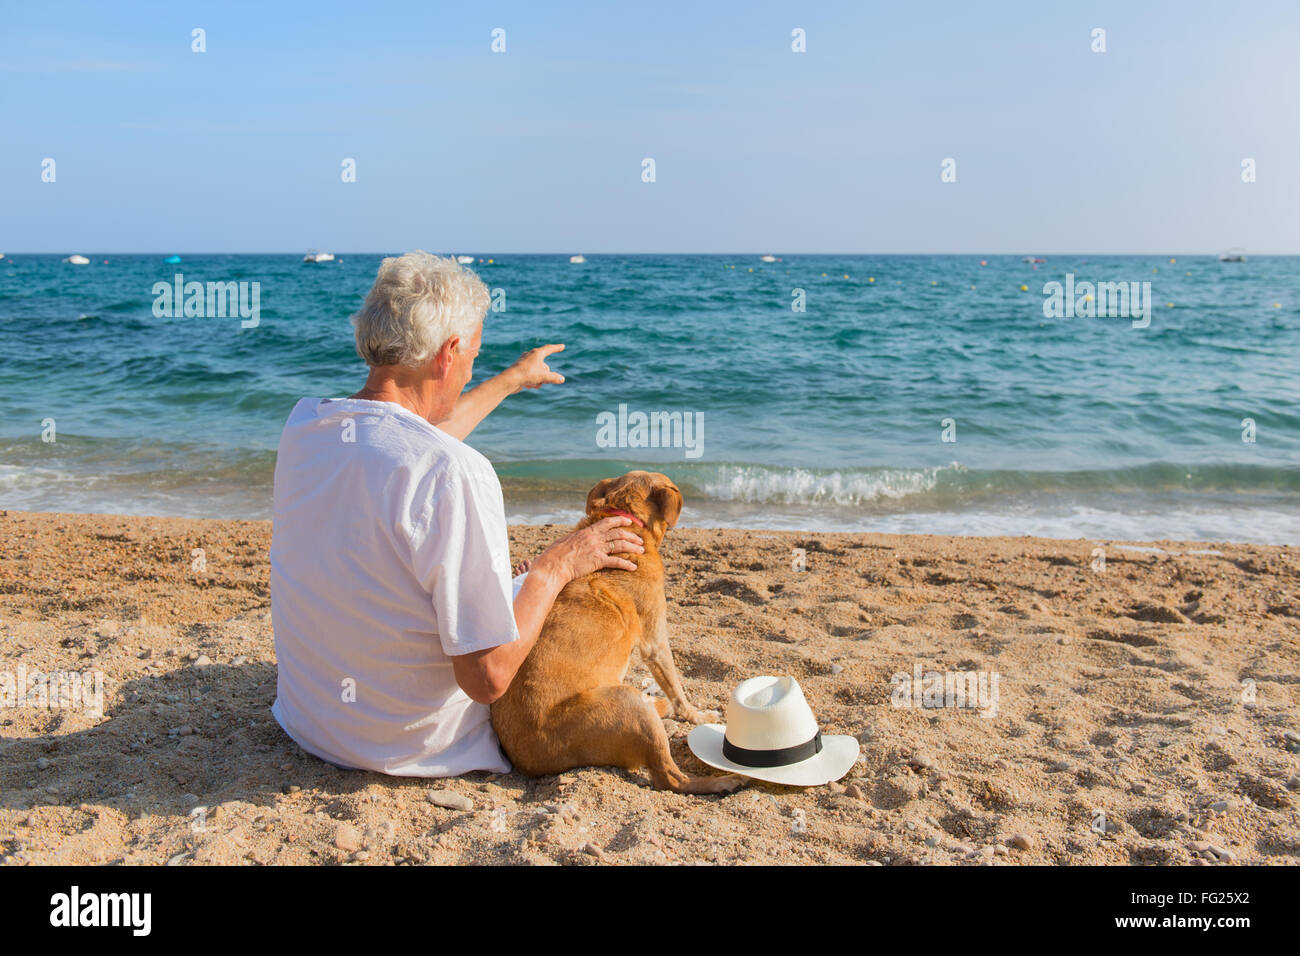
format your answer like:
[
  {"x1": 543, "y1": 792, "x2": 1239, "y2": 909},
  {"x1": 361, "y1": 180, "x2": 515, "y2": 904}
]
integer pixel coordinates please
[{"x1": 594, "y1": 508, "x2": 645, "y2": 528}]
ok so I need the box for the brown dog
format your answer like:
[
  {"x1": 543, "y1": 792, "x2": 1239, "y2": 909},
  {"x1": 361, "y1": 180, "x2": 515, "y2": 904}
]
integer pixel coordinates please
[{"x1": 491, "y1": 471, "x2": 744, "y2": 794}]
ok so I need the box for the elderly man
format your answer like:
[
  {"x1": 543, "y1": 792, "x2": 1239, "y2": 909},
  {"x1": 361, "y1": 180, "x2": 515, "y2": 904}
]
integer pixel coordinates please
[{"x1": 269, "y1": 251, "x2": 644, "y2": 776}]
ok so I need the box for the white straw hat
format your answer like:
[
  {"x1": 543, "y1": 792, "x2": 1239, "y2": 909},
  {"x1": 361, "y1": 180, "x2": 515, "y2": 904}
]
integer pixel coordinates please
[{"x1": 687, "y1": 676, "x2": 859, "y2": 786}]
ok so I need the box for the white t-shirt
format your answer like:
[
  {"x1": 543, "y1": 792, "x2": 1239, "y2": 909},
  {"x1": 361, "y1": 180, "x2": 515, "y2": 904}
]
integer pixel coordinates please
[{"x1": 269, "y1": 396, "x2": 522, "y2": 776}]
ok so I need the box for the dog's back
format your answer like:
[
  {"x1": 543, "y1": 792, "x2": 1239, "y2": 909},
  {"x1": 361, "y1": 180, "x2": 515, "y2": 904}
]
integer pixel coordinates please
[
  {"x1": 491, "y1": 568, "x2": 647, "y2": 772},
  {"x1": 488, "y1": 471, "x2": 742, "y2": 793}
]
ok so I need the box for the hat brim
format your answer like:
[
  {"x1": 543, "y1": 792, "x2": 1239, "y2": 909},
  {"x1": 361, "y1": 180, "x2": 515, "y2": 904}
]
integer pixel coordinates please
[{"x1": 687, "y1": 723, "x2": 860, "y2": 787}]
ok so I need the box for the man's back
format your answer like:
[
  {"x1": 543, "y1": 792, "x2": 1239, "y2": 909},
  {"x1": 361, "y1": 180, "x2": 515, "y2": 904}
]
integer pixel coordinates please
[{"x1": 269, "y1": 396, "x2": 519, "y2": 776}]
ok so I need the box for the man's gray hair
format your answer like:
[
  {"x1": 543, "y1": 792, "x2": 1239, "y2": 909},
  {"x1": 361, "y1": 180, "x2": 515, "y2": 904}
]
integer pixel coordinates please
[{"x1": 351, "y1": 251, "x2": 490, "y2": 367}]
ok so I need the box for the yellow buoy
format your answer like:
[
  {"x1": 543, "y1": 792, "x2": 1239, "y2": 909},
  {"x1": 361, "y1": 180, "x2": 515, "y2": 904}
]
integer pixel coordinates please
[
  {"x1": 1019, "y1": 284, "x2": 1028, "y2": 292},
  {"x1": 1167, "y1": 302, "x2": 1174, "y2": 308},
  {"x1": 1169, "y1": 258, "x2": 1176, "y2": 264},
  {"x1": 1274, "y1": 302, "x2": 1282, "y2": 308},
  {"x1": 931, "y1": 280, "x2": 937, "y2": 286},
  {"x1": 868, "y1": 277, "x2": 874, "y2": 283},
  {"x1": 843, "y1": 274, "x2": 849, "y2": 279}
]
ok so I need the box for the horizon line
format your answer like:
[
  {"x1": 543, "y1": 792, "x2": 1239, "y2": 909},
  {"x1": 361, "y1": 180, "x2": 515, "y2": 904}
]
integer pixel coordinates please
[{"x1": 2, "y1": 251, "x2": 1295, "y2": 258}]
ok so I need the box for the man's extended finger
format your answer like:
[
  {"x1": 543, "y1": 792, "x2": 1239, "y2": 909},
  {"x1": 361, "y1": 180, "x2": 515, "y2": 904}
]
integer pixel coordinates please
[{"x1": 536, "y1": 343, "x2": 565, "y2": 357}]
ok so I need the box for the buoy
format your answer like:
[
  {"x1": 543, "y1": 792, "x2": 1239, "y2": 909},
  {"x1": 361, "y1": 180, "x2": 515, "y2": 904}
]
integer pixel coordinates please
[
  {"x1": 979, "y1": 260, "x2": 987, "y2": 266},
  {"x1": 748, "y1": 268, "x2": 753, "y2": 272},
  {"x1": 931, "y1": 280, "x2": 937, "y2": 285},
  {"x1": 843, "y1": 274, "x2": 849, "y2": 279},
  {"x1": 1169, "y1": 258, "x2": 1176, "y2": 264},
  {"x1": 488, "y1": 258, "x2": 494, "y2": 263},
  {"x1": 821, "y1": 273, "x2": 827, "y2": 277},
  {"x1": 1019, "y1": 284, "x2": 1028, "y2": 291},
  {"x1": 1167, "y1": 302, "x2": 1174, "y2": 308},
  {"x1": 1274, "y1": 302, "x2": 1282, "y2": 308},
  {"x1": 868, "y1": 277, "x2": 874, "y2": 283}
]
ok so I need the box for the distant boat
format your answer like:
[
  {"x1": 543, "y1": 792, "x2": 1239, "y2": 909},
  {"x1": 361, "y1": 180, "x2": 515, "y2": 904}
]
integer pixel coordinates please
[
  {"x1": 1022, "y1": 256, "x2": 1046, "y2": 263},
  {"x1": 64, "y1": 255, "x2": 90, "y2": 265},
  {"x1": 760, "y1": 255, "x2": 777, "y2": 263},
  {"x1": 456, "y1": 255, "x2": 474, "y2": 264},
  {"x1": 569, "y1": 255, "x2": 586, "y2": 264},
  {"x1": 1218, "y1": 248, "x2": 1247, "y2": 262},
  {"x1": 303, "y1": 251, "x2": 335, "y2": 263},
  {"x1": 164, "y1": 255, "x2": 181, "y2": 264}
]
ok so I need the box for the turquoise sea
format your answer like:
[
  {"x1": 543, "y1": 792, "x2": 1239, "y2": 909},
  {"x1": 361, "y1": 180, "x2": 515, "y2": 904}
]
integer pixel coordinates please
[{"x1": 1, "y1": 253, "x2": 1297, "y2": 543}]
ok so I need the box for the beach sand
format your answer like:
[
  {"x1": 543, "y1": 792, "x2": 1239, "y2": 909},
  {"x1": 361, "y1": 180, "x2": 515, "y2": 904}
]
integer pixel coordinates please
[{"x1": 1, "y1": 509, "x2": 1297, "y2": 866}]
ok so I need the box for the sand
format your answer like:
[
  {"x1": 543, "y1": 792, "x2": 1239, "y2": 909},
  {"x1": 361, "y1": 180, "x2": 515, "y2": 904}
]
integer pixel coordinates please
[{"x1": 1, "y1": 509, "x2": 1297, "y2": 866}]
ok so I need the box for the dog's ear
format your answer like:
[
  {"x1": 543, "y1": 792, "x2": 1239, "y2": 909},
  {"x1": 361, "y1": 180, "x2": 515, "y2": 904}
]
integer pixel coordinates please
[
  {"x1": 650, "y1": 480, "x2": 683, "y2": 530},
  {"x1": 586, "y1": 477, "x2": 617, "y2": 514}
]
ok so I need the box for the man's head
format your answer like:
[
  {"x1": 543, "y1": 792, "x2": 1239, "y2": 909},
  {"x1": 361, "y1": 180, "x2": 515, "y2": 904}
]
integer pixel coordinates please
[{"x1": 351, "y1": 251, "x2": 489, "y2": 391}]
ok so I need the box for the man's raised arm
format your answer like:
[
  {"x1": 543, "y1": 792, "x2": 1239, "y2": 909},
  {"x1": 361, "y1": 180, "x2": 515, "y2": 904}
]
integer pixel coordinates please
[{"x1": 436, "y1": 343, "x2": 567, "y2": 441}]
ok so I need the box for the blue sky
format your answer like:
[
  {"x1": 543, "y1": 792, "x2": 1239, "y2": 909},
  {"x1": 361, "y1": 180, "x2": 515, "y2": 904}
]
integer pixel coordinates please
[{"x1": 2, "y1": 0, "x2": 1297, "y2": 253}]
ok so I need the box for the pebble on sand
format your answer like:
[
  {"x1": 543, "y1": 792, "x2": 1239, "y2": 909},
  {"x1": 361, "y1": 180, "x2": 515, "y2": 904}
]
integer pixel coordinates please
[
  {"x1": 333, "y1": 823, "x2": 363, "y2": 852},
  {"x1": 1009, "y1": 834, "x2": 1034, "y2": 851},
  {"x1": 427, "y1": 790, "x2": 475, "y2": 812},
  {"x1": 1189, "y1": 841, "x2": 1236, "y2": 863}
]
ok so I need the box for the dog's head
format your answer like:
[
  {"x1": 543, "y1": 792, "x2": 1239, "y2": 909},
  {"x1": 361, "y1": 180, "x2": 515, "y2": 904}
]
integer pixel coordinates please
[{"x1": 585, "y1": 471, "x2": 683, "y2": 544}]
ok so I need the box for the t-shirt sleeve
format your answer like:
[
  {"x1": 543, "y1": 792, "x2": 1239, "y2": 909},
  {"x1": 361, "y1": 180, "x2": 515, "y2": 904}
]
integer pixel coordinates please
[{"x1": 408, "y1": 464, "x2": 521, "y2": 656}]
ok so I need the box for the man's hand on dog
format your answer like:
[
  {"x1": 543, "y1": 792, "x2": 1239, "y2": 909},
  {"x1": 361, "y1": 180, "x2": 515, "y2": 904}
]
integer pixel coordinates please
[{"x1": 533, "y1": 515, "x2": 644, "y2": 583}]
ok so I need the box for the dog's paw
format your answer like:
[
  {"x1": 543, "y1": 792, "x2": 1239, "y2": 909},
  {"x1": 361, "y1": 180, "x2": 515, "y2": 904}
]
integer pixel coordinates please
[
  {"x1": 711, "y1": 774, "x2": 747, "y2": 794},
  {"x1": 685, "y1": 708, "x2": 723, "y2": 724}
]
